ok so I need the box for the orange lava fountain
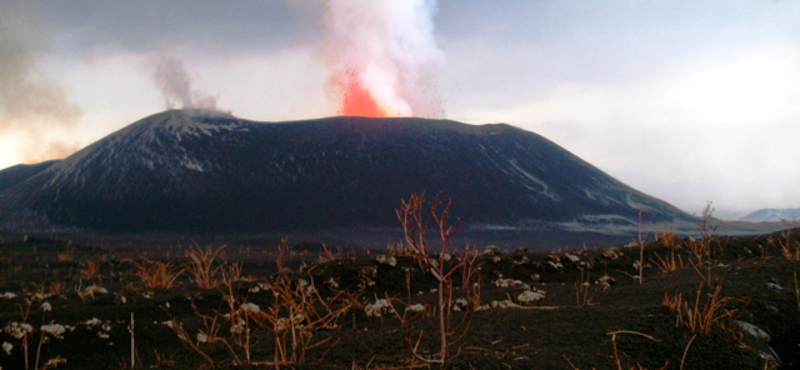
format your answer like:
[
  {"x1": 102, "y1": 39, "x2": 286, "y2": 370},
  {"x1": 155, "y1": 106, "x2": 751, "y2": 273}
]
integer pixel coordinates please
[{"x1": 339, "y1": 70, "x2": 388, "y2": 117}]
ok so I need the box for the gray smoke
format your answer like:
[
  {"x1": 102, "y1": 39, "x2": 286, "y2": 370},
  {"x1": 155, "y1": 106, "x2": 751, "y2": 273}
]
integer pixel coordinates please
[
  {"x1": 0, "y1": 5, "x2": 82, "y2": 163},
  {"x1": 150, "y1": 54, "x2": 218, "y2": 111}
]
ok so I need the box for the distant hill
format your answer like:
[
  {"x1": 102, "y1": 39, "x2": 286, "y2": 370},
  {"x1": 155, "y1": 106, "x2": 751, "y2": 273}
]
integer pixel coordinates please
[
  {"x1": 0, "y1": 160, "x2": 58, "y2": 192},
  {"x1": 740, "y1": 208, "x2": 800, "y2": 222},
  {"x1": 0, "y1": 109, "x2": 693, "y2": 233}
]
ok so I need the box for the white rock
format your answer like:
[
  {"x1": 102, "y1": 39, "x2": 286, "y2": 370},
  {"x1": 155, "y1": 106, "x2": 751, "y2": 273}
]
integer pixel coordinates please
[
  {"x1": 41, "y1": 324, "x2": 66, "y2": 337},
  {"x1": 42, "y1": 357, "x2": 67, "y2": 367},
  {"x1": 3, "y1": 322, "x2": 33, "y2": 339},
  {"x1": 517, "y1": 290, "x2": 546, "y2": 303},
  {"x1": 566, "y1": 254, "x2": 580, "y2": 263},
  {"x1": 83, "y1": 285, "x2": 108, "y2": 297},
  {"x1": 736, "y1": 320, "x2": 771, "y2": 342},
  {"x1": 766, "y1": 281, "x2": 782, "y2": 292},
  {"x1": 376, "y1": 255, "x2": 397, "y2": 266},
  {"x1": 2, "y1": 341, "x2": 13, "y2": 355},
  {"x1": 240, "y1": 302, "x2": 260, "y2": 313},
  {"x1": 365, "y1": 299, "x2": 394, "y2": 317}
]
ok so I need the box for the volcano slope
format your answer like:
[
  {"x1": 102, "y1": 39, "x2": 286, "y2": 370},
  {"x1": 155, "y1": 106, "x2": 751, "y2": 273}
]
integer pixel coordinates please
[
  {"x1": 0, "y1": 109, "x2": 691, "y2": 233},
  {"x1": 0, "y1": 226, "x2": 798, "y2": 369}
]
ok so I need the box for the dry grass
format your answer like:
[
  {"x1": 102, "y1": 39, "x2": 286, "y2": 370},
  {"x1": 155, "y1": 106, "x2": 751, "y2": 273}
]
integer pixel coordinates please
[
  {"x1": 125, "y1": 258, "x2": 185, "y2": 290},
  {"x1": 679, "y1": 334, "x2": 697, "y2": 370},
  {"x1": 795, "y1": 271, "x2": 800, "y2": 312},
  {"x1": 650, "y1": 233, "x2": 684, "y2": 273},
  {"x1": 276, "y1": 238, "x2": 290, "y2": 273},
  {"x1": 606, "y1": 331, "x2": 666, "y2": 370},
  {"x1": 80, "y1": 261, "x2": 101, "y2": 280},
  {"x1": 27, "y1": 282, "x2": 53, "y2": 301},
  {"x1": 221, "y1": 262, "x2": 243, "y2": 285},
  {"x1": 185, "y1": 244, "x2": 227, "y2": 289},
  {"x1": 663, "y1": 282, "x2": 741, "y2": 336},
  {"x1": 770, "y1": 230, "x2": 800, "y2": 261},
  {"x1": 575, "y1": 268, "x2": 596, "y2": 306},
  {"x1": 48, "y1": 281, "x2": 65, "y2": 297},
  {"x1": 56, "y1": 249, "x2": 73, "y2": 263},
  {"x1": 634, "y1": 210, "x2": 646, "y2": 285}
]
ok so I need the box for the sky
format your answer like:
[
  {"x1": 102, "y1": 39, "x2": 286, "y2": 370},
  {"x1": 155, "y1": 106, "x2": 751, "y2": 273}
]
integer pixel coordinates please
[{"x1": 1, "y1": 0, "x2": 799, "y2": 216}]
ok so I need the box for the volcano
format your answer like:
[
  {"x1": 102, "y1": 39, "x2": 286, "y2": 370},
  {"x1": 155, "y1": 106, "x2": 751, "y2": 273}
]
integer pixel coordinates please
[{"x1": 0, "y1": 109, "x2": 691, "y2": 233}]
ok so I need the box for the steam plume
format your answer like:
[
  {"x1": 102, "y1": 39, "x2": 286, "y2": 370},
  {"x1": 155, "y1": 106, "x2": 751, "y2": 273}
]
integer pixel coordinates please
[
  {"x1": 0, "y1": 7, "x2": 82, "y2": 163},
  {"x1": 319, "y1": 0, "x2": 445, "y2": 118},
  {"x1": 150, "y1": 54, "x2": 219, "y2": 111}
]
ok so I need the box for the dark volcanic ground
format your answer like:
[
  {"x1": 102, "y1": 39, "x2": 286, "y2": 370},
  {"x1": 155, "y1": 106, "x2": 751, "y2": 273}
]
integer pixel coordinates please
[{"x1": 1, "y1": 228, "x2": 799, "y2": 369}]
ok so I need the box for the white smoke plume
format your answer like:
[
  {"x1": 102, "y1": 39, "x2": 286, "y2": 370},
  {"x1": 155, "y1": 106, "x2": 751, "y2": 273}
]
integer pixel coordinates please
[
  {"x1": 149, "y1": 54, "x2": 219, "y2": 111},
  {"x1": 318, "y1": 0, "x2": 445, "y2": 118},
  {"x1": 0, "y1": 5, "x2": 82, "y2": 163}
]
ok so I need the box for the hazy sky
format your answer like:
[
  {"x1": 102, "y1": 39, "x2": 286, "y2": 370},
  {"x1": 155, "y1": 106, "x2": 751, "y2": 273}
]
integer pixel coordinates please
[{"x1": 1, "y1": 0, "x2": 799, "y2": 215}]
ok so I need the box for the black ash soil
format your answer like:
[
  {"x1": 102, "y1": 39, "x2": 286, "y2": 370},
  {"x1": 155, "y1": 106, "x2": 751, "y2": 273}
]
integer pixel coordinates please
[{"x1": 0, "y1": 230, "x2": 799, "y2": 369}]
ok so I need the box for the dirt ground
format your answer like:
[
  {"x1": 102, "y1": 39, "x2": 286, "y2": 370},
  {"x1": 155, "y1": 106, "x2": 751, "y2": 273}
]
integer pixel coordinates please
[{"x1": 1, "y1": 229, "x2": 799, "y2": 369}]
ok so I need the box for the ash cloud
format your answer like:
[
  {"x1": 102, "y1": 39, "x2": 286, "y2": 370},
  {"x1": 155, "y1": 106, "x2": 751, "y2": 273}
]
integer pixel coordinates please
[
  {"x1": 0, "y1": 5, "x2": 82, "y2": 163},
  {"x1": 318, "y1": 0, "x2": 446, "y2": 118},
  {"x1": 149, "y1": 54, "x2": 219, "y2": 111},
  {"x1": 20, "y1": 141, "x2": 81, "y2": 164}
]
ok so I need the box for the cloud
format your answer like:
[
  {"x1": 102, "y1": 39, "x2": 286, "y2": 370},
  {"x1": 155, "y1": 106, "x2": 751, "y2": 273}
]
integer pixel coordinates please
[
  {"x1": 19, "y1": 140, "x2": 82, "y2": 165},
  {"x1": 0, "y1": 4, "x2": 82, "y2": 163},
  {"x1": 15, "y1": 0, "x2": 319, "y2": 56}
]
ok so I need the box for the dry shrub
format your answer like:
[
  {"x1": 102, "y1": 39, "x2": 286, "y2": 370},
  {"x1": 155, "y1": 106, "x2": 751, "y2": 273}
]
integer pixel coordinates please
[
  {"x1": 249, "y1": 276, "x2": 354, "y2": 366},
  {"x1": 685, "y1": 203, "x2": 729, "y2": 285},
  {"x1": 316, "y1": 243, "x2": 341, "y2": 264},
  {"x1": 687, "y1": 203, "x2": 721, "y2": 260},
  {"x1": 168, "y1": 319, "x2": 217, "y2": 368},
  {"x1": 395, "y1": 193, "x2": 481, "y2": 368},
  {"x1": 171, "y1": 273, "x2": 356, "y2": 368}
]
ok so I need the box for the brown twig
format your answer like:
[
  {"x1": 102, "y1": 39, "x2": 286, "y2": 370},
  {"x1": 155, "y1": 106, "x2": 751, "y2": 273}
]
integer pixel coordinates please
[{"x1": 679, "y1": 334, "x2": 697, "y2": 370}]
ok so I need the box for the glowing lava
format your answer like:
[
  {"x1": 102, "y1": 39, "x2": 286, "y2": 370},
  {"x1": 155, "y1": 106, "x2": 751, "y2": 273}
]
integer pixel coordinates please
[
  {"x1": 339, "y1": 70, "x2": 389, "y2": 117},
  {"x1": 319, "y1": 0, "x2": 445, "y2": 119}
]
